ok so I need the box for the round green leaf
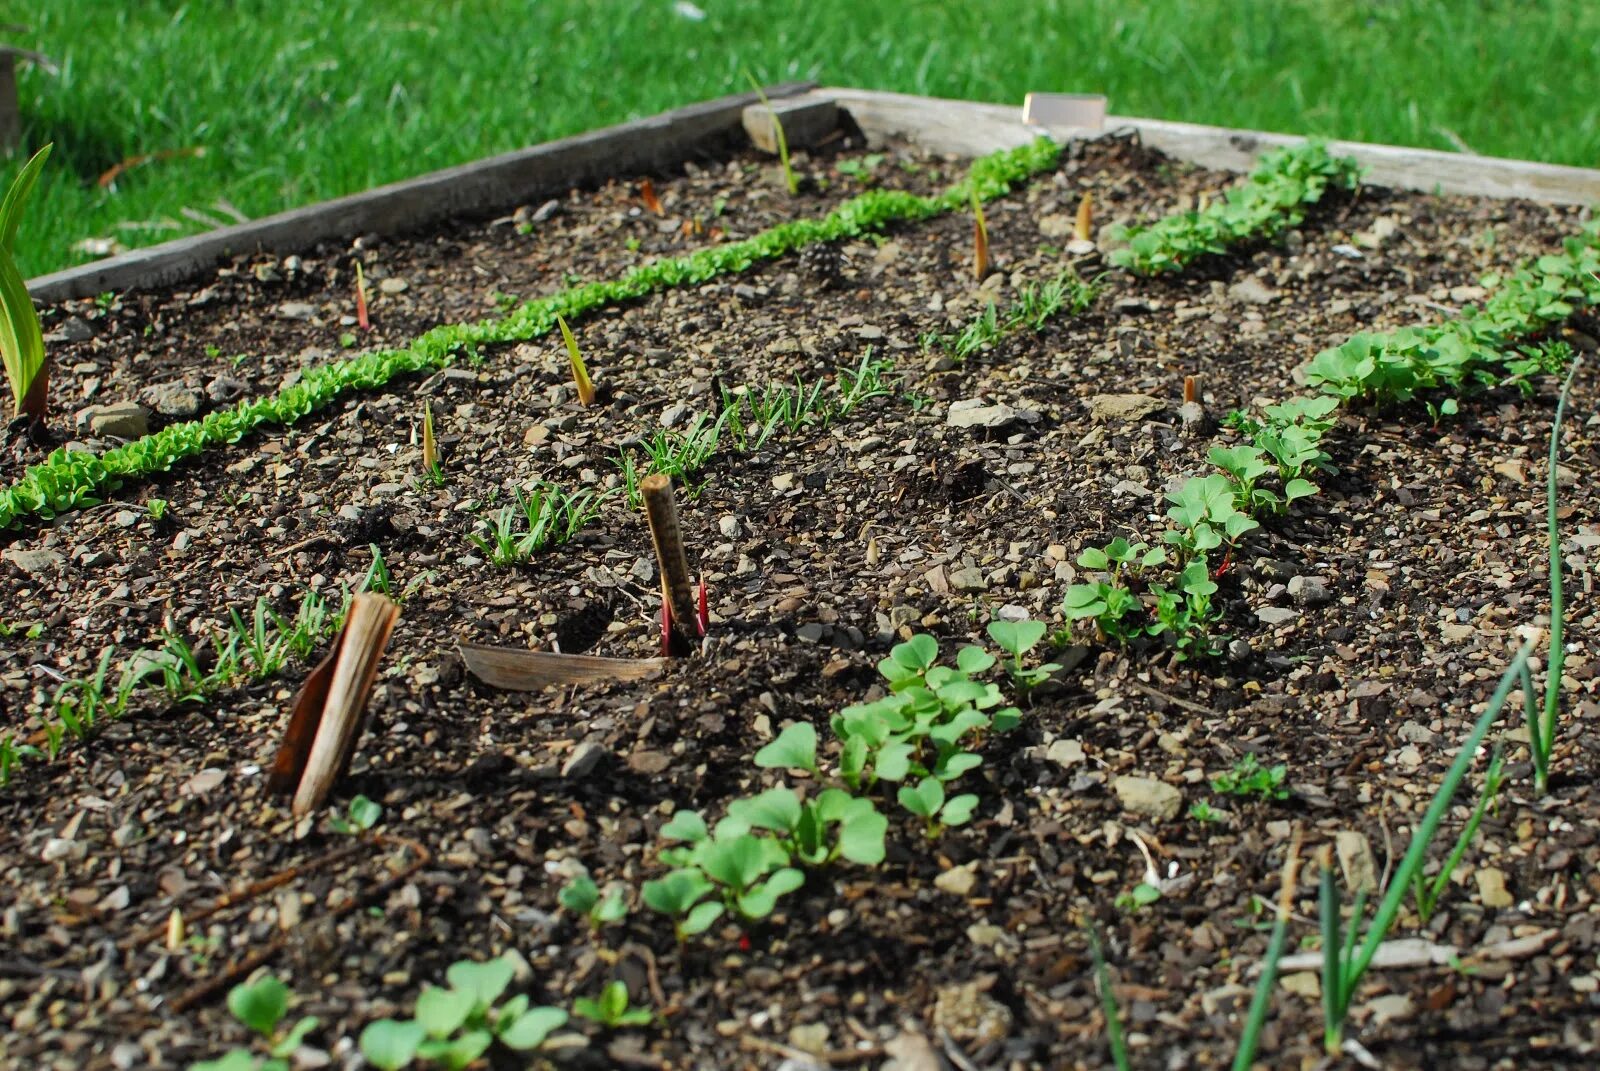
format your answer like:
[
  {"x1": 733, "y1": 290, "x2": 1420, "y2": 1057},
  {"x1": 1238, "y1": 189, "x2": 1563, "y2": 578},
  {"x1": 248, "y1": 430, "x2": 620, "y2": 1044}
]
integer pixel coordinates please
[
  {"x1": 227, "y1": 975, "x2": 289, "y2": 1036},
  {"x1": 499, "y1": 1006, "x2": 567, "y2": 1051},
  {"x1": 358, "y1": 1019, "x2": 426, "y2": 1071}
]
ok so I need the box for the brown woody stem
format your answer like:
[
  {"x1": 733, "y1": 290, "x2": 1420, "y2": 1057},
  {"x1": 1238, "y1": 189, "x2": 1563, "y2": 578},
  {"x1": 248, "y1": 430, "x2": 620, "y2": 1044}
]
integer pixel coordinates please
[{"x1": 641, "y1": 473, "x2": 699, "y2": 654}]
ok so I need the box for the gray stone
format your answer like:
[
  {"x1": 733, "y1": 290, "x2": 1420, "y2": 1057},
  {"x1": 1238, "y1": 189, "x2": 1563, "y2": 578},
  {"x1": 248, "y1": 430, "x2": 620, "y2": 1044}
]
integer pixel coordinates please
[
  {"x1": 4, "y1": 548, "x2": 65, "y2": 574},
  {"x1": 660, "y1": 403, "x2": 690, "y2": 428},
  {"x1": 1045, "y1": 739, "x2": 1085, "y2": 767},
  {"x1": 206, "y1": 374, "x2": 249, "y2": 403},
  {"x1": 50, "y1": 316, "x2": 95, "y2": 343},
  {"x1": 378, "y1": 277, "x2": 409, "y2": 295},
  {"x1": 947, "y1": 566, "x2": 987, "y2": 592},
  {"x1": 1112, "y1": 775, "x2": 1183, "y2": 820},
  {"x1": 718, "y1": 515, "x2": 742, "y2": 539},
  {"x1": 1256, "y1": 606, "x2": 1299, "y2": 626},
  {"x1": 277, "y1": 301, "x2": 318, "y2": 321},
  {"x1": 796, "y1": 623, "x2": 827, "y2": 643},
  {"x1": 1227, "y1": 276, "x2": 1278, "y2": 305},
  {"x1": 1087, "y1": 393, "x2": 1163, "y2": 422},
  {"x1": 561, "y1": 742, "x2": 605, "y2": 779},
  {"x1": 946, "y1": 399, "x2": 1039, "y2": 430},
  {"x1": 83, "y1": 402, "x2": 150, "y2": 439},
  {"x1": 1287, "y1": 575, "x2": 1332, "y2": 606},
  {"x1": 146, "y1": 382, "x2": 202, "y2": 418},
  {"x1": 1335, "y1": 830, "x2": 1378, "y2": 892}
]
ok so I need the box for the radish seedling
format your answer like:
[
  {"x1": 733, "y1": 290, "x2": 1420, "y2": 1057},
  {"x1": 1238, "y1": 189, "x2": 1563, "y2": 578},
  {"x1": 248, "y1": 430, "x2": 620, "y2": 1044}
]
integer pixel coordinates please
[
  {"x1": 558, "y1": 873, "x2": 629, "y2": 931},
  {"x1": 985, "y1": 618, "x2": 1060, "y2": 692},
  {"x1": 192, "y1": 974, "x2": 319, "y2": 1071},
  {"x1": 573, "y1": 981, "x2": 653, "y2": 1029}
]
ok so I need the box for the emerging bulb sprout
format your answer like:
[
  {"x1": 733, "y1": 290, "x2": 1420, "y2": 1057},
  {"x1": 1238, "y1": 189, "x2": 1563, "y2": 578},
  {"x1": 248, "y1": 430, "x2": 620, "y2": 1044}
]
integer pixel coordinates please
[
  {"x1": 970, "y1": 188, "x2": 990, "y2": 281},
  {"x1": 557, "y1": 315, "x2": 596, "y2": 406}
]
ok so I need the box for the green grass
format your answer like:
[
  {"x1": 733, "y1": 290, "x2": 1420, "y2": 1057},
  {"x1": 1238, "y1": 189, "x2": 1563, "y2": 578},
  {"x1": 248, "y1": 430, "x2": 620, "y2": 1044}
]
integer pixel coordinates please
[{"x1": 15, "y1": 0, "x2": 1600, "y2": 278}]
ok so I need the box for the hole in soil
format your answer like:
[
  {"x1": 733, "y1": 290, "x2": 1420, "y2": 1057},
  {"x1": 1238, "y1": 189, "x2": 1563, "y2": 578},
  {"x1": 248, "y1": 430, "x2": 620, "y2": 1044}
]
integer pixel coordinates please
[{"x1": 553, "y1": 596, "x2": 617, "y2": 654}]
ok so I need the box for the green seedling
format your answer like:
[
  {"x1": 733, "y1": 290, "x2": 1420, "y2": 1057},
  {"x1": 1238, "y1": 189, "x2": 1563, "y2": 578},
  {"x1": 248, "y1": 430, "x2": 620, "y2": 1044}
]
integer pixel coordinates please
[
  {"x1": 1188, "y1": 800, "x2": 1226, "y2": 824},
  {"x1": 897, "y1": 776, "x2": 979, "y2": 837},
  {"x1": 1411, "y1": 748, "x2": 1506, "y2": 923},
  {"x1": 745, "y1": 74, "x2": 798, "y2": 196},
  {"x1": 358, "y1": 955, "x2": 567, "y2": 1071},
  {"x1": 834, "y1": 347, "x2": 897, "y2": 415},
  {"x1": 1111, "y1": 142, "x2": 1360, "y2": 274},
  {"x1": 657, "y1": 817, "x2": 806, "y2": 921},
  {"x1": 1164, "y1": 474, "x2": 1259, "y2": 561},
  {"x1": 1086, "y1": 925, "x2": 1131, "y2": 1071},
  {"x1": 971, "y1": 186, "x2": 990, "y2": 279},
  {"x1": 0, "y1": 143, "x2": 52, "y2": 420},
  {"x1": 556, "y1": 314, "x2": 596, "y2": 406},
  {"x1": 420, "y1": 400, "x2": 443, "y2": 485},
  {"x1": 0, "y1": 138, "x2": 1063, "y2": 532},
  {"x1": 558, "y1": 873, "x2": 628, "y2": 931},
  {"x1": 1148, "y1": 558, "x2": 1224, "y2": 660},
  {"x1": 1524, "y1": 353, "x2": 1583, "y2": 796},
  {"x1": 640, "y1": 864, "x2": 723, "y2": 943},
  {"x1": 191, "y1": 974, "x2": 319, "y2": 1071},
  {"x1": 468, "y1": 483, "x2": 607, "y2": 565},
  {"x1": 835, "y1": 153, "x2": 885, "y2": 181},
  {"x1": 724, "y1": 785, "x2": 888, "y2": 867},
  {"x1": 1211, "y1": 754, "x2": 1288, "y2": 800},
  {"x1": 1319, "y1": 640, "x2": 1532, "y2": 1053},
  {"x1": 572, "y1": 980, "x2": 653, "y2": 1029},
  {"x1": 329, "y1": 794, "x2": 382, "y2": 835},
  {"x1": 1114, "y1": 881, "x2": 1162, "y2": 912},
  {"x1": 986, "y1": 618, "x2": 1061, "y2": 692},
  {"x1": 360, "y1": 544, "x2": 395, "y2": 597},
  {"x1": 146, "y1": 497, "x2": 169, "y2": 522}
]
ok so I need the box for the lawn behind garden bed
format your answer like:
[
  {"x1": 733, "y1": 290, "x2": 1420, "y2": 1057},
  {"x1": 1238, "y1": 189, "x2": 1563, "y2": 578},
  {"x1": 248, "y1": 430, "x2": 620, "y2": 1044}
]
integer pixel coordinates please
[{"x1": 15, "y1": 0, "x2": 1600, "y2": 277}]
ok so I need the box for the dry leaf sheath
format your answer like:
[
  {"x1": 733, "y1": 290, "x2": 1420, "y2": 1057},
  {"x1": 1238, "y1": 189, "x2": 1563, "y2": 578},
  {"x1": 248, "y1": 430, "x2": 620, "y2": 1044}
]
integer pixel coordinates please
[{"x1": 640, "y1": 473, "x2": 700, "y2": 655}]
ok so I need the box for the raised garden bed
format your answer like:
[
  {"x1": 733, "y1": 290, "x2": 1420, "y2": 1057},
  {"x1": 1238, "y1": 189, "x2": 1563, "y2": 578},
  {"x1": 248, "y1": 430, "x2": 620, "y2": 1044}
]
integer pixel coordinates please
[{"x1": 2, "y1": 89, "x2": 1598, "y2": 1070}]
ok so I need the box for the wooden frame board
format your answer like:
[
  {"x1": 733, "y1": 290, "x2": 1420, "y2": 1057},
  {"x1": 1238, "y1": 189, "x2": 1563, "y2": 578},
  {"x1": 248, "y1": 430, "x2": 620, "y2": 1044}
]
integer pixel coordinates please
[{"x1": 29, "y1": 84, "x2": 1597, "y2": 304}]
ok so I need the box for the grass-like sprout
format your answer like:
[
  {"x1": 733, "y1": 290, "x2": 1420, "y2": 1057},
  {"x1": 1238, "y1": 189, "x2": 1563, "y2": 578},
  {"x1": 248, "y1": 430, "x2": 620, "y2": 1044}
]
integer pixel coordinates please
[
  {"x1": 1524, "y1": 353, "x2": 1582, "y2": 795},
  {"x1": 1, "y1": 143, "x2": 52, "y2": 419},
  {"x1": 354, "y1": 260, "x2": 371, "y2": 331},
  {"x1": 745, "y1": 74, "x2": 798, "y2": 196},
  {"x1": 1231, "y1": 826, "x2": 1303, "y2": 1070},
  {"x1": 1086, "y1": 924, "x2": 1131, "y2": 1070},
  {"x1": 970, "y1": 186, "x2": 990, "y2": 280},
  {"x1": 468, "y1": 483, "x2": 607, "y2": 565},
  {"x1": 557, "y1": 314, "x2": 596, "y2": 406},
  {"x1": 1319, "y1": 638, "x2": 1533, "y2": 1053},
  {"x1": 420, "y1": 400, "x2": 443, "y2": 485},
  {"x1": 1410, "y1": 747, "x2": 1506, "y2": 923}
]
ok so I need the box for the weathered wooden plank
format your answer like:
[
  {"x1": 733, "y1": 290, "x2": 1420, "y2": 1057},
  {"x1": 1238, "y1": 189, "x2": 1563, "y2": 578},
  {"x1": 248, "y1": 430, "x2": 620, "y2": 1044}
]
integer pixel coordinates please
[
  {"x1": 28, "y1": 83, "x2": 816, "y2": 304},
  {"x1": 742, "y1": 97, "x2": 840, "y2": 154},
  {"x1": 817, "y1": 87, "x2": 1600, "y2": 205}
]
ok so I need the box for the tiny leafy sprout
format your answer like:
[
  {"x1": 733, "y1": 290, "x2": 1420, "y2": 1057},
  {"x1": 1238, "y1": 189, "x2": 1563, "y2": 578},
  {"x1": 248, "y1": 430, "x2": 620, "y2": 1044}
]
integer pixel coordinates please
[
  {"x1": 896, "y1": 776, "x2": 978, "y2": 838},
  {"x1": 328, "y1": 794, "x2": 382, "y2": 835},
  {"x1": 641, "y1": 865, "x2": 723, "y2": 943},
  {"x1": 725, "y1": 786, "x2": 888, "y2": 867},
  {"x1": 192, "y1": 974, "x2": 319, "y2": 1071},
  {"x1": 145, "y1": 497, "x2": 169, "y2": 522},
  {"x1": 753, "y1": 721, "x2": 819, "y2": 776},
  {"x1": 558, "y1": 873, "x2": 628, "y2": 931},
  {"x1": 1188, "y1": 800, "x2": 1225, "y2": 825},
  {"x1": 556, "y1": 314, "x2": 595, "y2": 406},
  {"x1": 359, "y1": 954, "x2": 567, "y2": 1071},
  {"x1": 986, "y1": 618, "x2": 1061, "y2": 692},
  {"x1": 360, "y1": 543, "x2": 394, "y2": 597},
  {"x1": 1210, "y1": 754, "x2": 1288, "y2": 800},
  {"x1": 1114, "y1": 881, "x2": 1163, "y2": 912},
  {"x1": 573, "y1": 980, "x2": 653, "y2": 1029}
]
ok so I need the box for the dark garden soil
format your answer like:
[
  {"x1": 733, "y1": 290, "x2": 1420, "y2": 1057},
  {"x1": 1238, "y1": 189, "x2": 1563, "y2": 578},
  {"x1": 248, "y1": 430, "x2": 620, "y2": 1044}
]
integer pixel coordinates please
[{"x1": 1, "y1": 133, "x2": 1597, "y2": 1071}]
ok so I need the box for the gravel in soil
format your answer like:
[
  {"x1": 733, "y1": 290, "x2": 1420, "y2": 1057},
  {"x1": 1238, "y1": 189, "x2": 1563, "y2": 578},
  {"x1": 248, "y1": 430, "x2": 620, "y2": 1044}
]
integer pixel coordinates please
[{"x1": 2, "y1": 135, "x2": 1598, "y2": 1070}]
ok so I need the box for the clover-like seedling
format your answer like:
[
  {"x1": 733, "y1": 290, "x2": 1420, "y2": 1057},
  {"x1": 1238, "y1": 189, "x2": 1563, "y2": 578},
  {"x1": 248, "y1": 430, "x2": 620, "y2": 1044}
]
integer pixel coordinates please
[
  {"x1": 725, "y1": 786, "x2": 887, "y2": 867},
  {"x1": 359, "y1": 954, "x2": 567, "y2": 1071},
  {"x1": 1188, "y1": 800, "x2": 1226, "y2": 825},
  {"x1": 753, "y1": 721, "x2": 820, "y2": 776},
  {"x1": 986, "y1": 619, "x2": 1061, "y2": 693},
  {"x1": 878, "y1": 634, "x2": 939, "y2": 691},
  {"x1": 896, "y1": 776, "x2": 978, "y2": 838},
  {"x1": 328, "y1": 794, "x2": 382, "y2": 835},
  {"x1": 696, "y1": 830, "x2": 805, "y2": 919},
  {"x1": 1114, "y1": 881, "x2": 1163, "y2": 912},
  {"x1": 192, "y1": 974, "x2": 319, "y2": 1071},
  {"x1": 641, "y1": 866, "x2": 723, "y2": 943},
  {"x1": 558, "y1": 873, "x2": 628, "y2": 931},
  {"x1": 1149, "y1": 559, "x2": 1223, "y2": 660},
  {"x1": 1211, "y1": 754, "x2": 1289, "y2": 800},
  {"x1": 573, "y1": 980, "x2": 653, "y2": 1029}
]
